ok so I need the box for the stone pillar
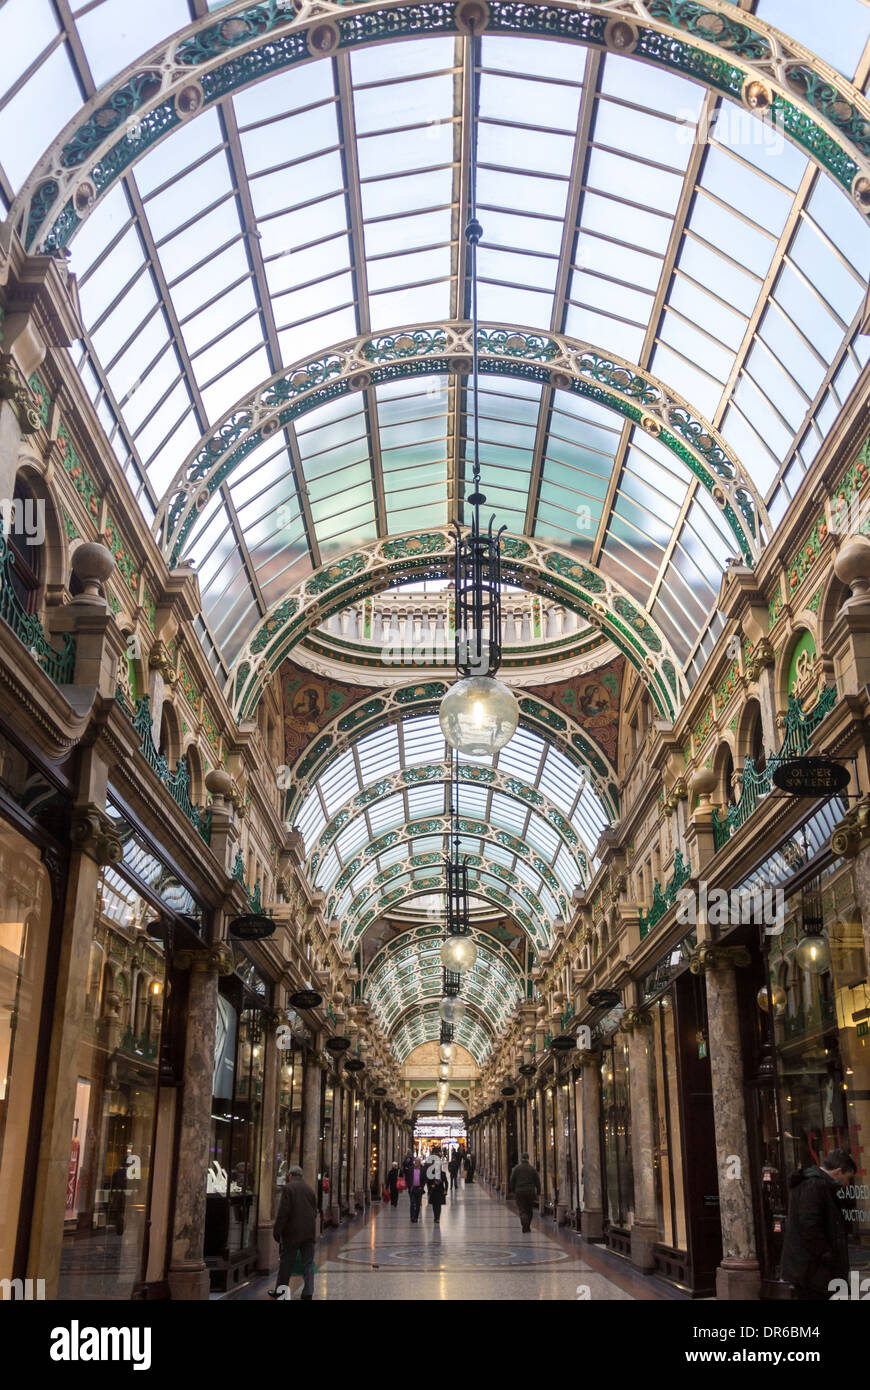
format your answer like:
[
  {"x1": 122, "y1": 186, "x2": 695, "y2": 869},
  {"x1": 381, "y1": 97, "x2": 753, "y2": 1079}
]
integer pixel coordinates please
[
  {"x1": 498, "y1": 1106, "x2": 508, "y2": 1195},
  {"x1": 327, "y1": 1074, "x2": 342, "y2": 1227},
  {"x1": 578, "y1": 1052, "x2": 604, "y2": 1241},
  {"x1": 301, "y1": 1048, "x2": 324, "y2": 1191},
  {"x1": 693, "y1": 943, "x2": 760, "y2": 1300},
  {"x1": 622, "y1": 1009, "x2": 657, "y2": 1272},
  {"x1": 255, "y1": 1009, "x2": 282, "y2": 1272},
  {"x1": 351, "y1": 1091, "x2": 366, "y2": 1211},
  {"x1": 555, "y1": 1080, "x2": 570, "y2": 1226},
  {"x1": 168, "y1": 940, "x2": 234, "y2": 1300}
]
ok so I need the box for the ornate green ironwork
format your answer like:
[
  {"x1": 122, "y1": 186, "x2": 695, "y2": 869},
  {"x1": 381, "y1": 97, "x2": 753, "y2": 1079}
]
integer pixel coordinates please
[
  {"x1": 123, "y1": 695, "x2": 212, "y2": 842},
  {"x1": 712, "y1": 685, "x2": 838, "y2": 850},
  {"x1": 0, "y1": 535, "x2": 76, "y2": 684},
  {"x1": 639, "y1": 849, "x2": 691, "y2": 939}
]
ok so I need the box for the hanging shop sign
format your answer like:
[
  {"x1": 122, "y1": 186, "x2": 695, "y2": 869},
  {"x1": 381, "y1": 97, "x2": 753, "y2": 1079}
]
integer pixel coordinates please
[
  {"x1": 288, "y1": 988, "x2": 323, "y2": 1010},
  {"x1": 228, "y1": 912, "x2": 275, "y2": 940},
  {"x1": 771, "y1": 757, "x2": 849, "y2": 797}
]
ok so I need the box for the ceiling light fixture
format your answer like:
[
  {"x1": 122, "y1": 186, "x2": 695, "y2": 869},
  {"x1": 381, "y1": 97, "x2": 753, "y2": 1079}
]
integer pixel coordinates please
[{"x1": 439, "y1": 22, "x2": 518, "y2": 759}]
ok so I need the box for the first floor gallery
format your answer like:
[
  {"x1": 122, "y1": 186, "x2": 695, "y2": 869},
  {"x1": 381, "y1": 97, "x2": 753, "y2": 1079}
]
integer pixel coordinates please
[{"x1": 0, "y1": 0, "x2": 869, "y2": 1368}]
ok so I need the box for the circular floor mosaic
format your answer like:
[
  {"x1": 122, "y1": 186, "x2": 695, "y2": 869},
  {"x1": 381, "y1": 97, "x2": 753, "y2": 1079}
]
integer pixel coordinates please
[{"x1": 337, "y1": 1243, "x2": 570, "y2": 1269}]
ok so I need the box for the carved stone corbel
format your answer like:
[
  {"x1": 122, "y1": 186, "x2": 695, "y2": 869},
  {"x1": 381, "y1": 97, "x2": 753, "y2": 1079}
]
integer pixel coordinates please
[
  {"x1": 831, "y1": 795, "x2": 870, "y2": 860},
  {"x1": 70, "y1": 803, "x2": 123, "y2": 865},
  {"x1": 745, "y1": 637, "x2": 774, "y2": 681},
  {"x1": 148, "y1": 639, "x2": 177, "y2": 685},
  {"x1": 688, "y1": 942, "x2": 752, "y2": 974},
  {"x1": 0, "y1": 354, "x2": 41, "y2": 433}
]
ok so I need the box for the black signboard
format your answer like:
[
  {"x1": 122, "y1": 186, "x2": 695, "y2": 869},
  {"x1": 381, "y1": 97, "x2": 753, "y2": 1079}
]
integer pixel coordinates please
[
  {"x1": 228, "y1": 912, "x2": 275, "y2": 940},
  {"x1": 772, "y1": 757, "x2": 849, "y2": 797}
]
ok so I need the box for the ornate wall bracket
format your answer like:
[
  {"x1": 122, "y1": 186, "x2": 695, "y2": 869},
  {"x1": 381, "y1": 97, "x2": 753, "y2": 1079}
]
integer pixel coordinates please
[
  {"x1": 70, "y1": 802, "x2": 123, "y2": 865},
  {"x1": 688, "y1": 943, "x2": 752, "y2": 974},
  {"x1": 0, "y1": 354, "x2": 41, "y2": 433},
  {"x1": 745, "y1": 637, "x2": 775, "y2": 681},
  {"x1": 831, "y1": 795, "x2": 870, "y2": 859}
]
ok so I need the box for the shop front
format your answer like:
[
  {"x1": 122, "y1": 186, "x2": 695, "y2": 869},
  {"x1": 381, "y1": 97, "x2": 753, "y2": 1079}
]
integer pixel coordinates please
[
  {"x1": 732, "y1": 830, "x2": 870, "y2": 1295},
  {"x1": 205, "y1": 953, "x2": 269, "y2": 1290},
  {"x1": 0, "y1": 732, "x2": 67, "y2": 1288}
]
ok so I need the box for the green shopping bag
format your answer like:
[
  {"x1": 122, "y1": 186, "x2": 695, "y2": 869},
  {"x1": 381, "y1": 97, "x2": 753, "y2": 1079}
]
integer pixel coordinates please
[{"x1": 292, "y1": 1250, "x2": 316, "y2": 1276}]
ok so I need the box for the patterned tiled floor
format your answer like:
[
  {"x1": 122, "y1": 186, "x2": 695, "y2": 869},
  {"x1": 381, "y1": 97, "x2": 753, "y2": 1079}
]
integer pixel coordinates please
[{"x1": 231, "y1": 1180, "x2": 640, "y2": 1301}]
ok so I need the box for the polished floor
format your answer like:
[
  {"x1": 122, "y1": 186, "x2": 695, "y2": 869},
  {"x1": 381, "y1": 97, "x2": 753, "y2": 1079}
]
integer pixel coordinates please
[{"x1": 233, "y1": 1179, "x2": 646, "y2": 1301}]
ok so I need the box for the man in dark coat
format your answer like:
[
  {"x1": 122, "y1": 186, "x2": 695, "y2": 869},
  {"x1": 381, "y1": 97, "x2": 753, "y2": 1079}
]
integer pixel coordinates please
[
  {"x1": 781, "y1": 1149, "x2": 855, "y2": 1300},
  {"x1": 270, "y1": 1165, "x2": 319, "y2": 1300},
  {"x1": 508, "y1": 1152, "x2": 541, "y2": 1233},
  {"x1": 408, "y1": 1155, "x2": 425, "y2": 1223},
  {"x1": 448, "y1": 1152, "x2": 461, "y2": 1190}
]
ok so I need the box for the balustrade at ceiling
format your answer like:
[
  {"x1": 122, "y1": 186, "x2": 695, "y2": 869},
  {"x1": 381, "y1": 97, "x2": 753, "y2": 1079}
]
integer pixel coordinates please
[{"x1": 4, "y1": 2, "x2": 870, "y2": 686}]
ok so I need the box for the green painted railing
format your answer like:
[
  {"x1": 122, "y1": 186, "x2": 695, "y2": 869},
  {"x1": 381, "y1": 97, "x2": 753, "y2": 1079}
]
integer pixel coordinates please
[
  {"x1": 713, "y1": 685, "x2": 837, "y2": 851},
  {"x1": 116, "y1": 690, "x2": 211, "y2": 843},
  {"x1": 0, "y1": 534, "x2": 76, "y2": 683},
  {"x1": 120, "y1": 1028, "x2": 158, "y2": 1060},
  {"x1": 560, "y1": 1003, "x2": 575, "y2": 1030},
  {"x1": 639, "y1": 849, "x2": 691, "y2": 940}
]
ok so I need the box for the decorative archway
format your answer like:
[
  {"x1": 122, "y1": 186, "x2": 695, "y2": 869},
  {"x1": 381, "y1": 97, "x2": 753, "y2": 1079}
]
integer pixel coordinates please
[
  {"x1": 13, "y1": 0, "x2": 870, "y2": 258},
  {"x1": 234, "y1": 531, "x2": 683, "y2": 720},
  {"x1": 155, "y1": 324, "x2": 767, "y2": 568}
]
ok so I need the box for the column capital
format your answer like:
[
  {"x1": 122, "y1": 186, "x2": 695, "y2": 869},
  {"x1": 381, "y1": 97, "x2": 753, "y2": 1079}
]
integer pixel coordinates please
[
  {"x1": 576, "y1": 1049, "x2": 601, "y2": 1068},
  {"x1": 689, "y1": 942, "x2": 751, "y2": 974},
  {"x1": 70, "y1": 802, "x2": 122, "y2": 866},
  {"x1": 174, "y1": 941, "x2": 235, "y2": 976},
  {"x1": 619, "y1": 1007, "x2": 653, "y2": 1033}
]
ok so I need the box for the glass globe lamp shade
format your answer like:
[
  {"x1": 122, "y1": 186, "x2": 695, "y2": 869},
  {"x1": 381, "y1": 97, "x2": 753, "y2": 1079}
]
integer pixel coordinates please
[
  {"x1": 439, "y1": 675, "x2": 519, "y2": 756},
  {"x1": 795, "y1": 933, "x2": 832, "y2": 975},
  {"x1": 756, "y1": 984, "x2": 787, "y2": 1015},
  {"x1": 440, "y1": 934, "x2": 478, "y2": 973},
  {"x1": 439, "y1": 996, "x2": 466, "y2": 1025},
  {"x1": 439, "y1": 1043, "x2": 455, "y2": 1063}
]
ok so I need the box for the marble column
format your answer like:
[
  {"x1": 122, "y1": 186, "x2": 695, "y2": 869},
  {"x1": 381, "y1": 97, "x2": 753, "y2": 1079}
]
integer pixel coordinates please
[
  {"x1": 578, "y1": 1052, "x2": 604, "y2": 1241},
  {"x1": 351, "y1": 1091, "x2": 366, "y2": 1211},
  {"x1": 301, "y1": 1048, "x2": 324, "y2": 1190},
  {"x1": 556, "y1": 1080, "x2": 570, "y2": 1226},
  {"x1": 168, "y1": 940, "x2": 234, "y2": 1300},
  {"x1": 255, "y1": 1011, "x2": 282, "y2": 1272},
  {"x1": 327, "y1": 1074, "x2": 342, "y2": 1227},
  {"x1": 26, "y1": 755, "x2": 115, "y2": 1295},
  {"x1": 498, "y1": 1107, "x2": 508, "y2": 1195},
  {"x1": 695, "y1": 944, "x2": 761, "y2": 1300},
  {"x1": 623, "y1": 1009, "x2": 658, "y2": 1272}
]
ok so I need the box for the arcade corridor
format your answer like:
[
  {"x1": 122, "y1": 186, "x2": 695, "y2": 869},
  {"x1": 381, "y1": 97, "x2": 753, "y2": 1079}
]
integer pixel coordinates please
[{"x1": 232, "y1": 1180, "x2": 642, "y2": 1302}]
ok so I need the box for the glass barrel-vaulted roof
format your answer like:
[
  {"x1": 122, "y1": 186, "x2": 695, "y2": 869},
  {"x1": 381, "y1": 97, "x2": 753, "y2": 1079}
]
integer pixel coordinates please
[
  {"x1": 3, "y1": 10, "x2": 869, "y2": 683},
  {"x1": 5, "y1": 0, "x2": 870, "y2": 1058},
  {"x1": 298, "y1": 713, "x2": 608, "y2": 901},
  {"x1": 363, "y1": 928, "x2": 524, "y2": 1063}
]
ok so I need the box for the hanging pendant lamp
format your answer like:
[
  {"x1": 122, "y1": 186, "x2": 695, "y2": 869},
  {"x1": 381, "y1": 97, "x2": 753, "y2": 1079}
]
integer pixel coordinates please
[{"x1": 439, "y1": 22, "x2": 518, "y2": 758}]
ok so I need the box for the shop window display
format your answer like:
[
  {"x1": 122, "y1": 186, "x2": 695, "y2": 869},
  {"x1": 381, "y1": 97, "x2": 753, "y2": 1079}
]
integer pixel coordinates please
[
  {"x1": 649, "y1": 999, "x2": 688, "y2": 1252},
  {"x1": 758, "y1": 861, "x2": 870, "y2": 1279},
  {"x1": 0, "y1": 823, "x2": 52, "y2": 1283},
  {"x1": 206, "y1": 997, "x2": 265, "y2": 1274},
  {"x1": 56, "y1": 870, "x2": 165, "y2": 1299}
]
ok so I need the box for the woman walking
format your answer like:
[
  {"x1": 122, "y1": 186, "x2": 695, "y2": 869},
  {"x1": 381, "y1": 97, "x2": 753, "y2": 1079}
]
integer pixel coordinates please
[
  {"x1": 386, "y1": 1161, "x2": 400, "y2": 1207},
  {"x1": 425, "y1": 1150, "x2": 447, "y2": 1224}
]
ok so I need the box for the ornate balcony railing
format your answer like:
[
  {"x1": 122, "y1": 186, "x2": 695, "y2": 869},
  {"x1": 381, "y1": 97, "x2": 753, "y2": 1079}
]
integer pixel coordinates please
[
  {"x1": 713, "y1": 685, "x2": 837, "y2": 851},
  {"x1": 115, "y1": 689, "x2": 211, "y2": 843},
  {"x1": 119, "y1": 1027, "x2": 159, "y2": 1060},
  {"x1": 639, "y1": 849, "x2": 691, "y2": 940},
  {"x1": 0, "y1": 534, "x2": 76, "y2": 683}
]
